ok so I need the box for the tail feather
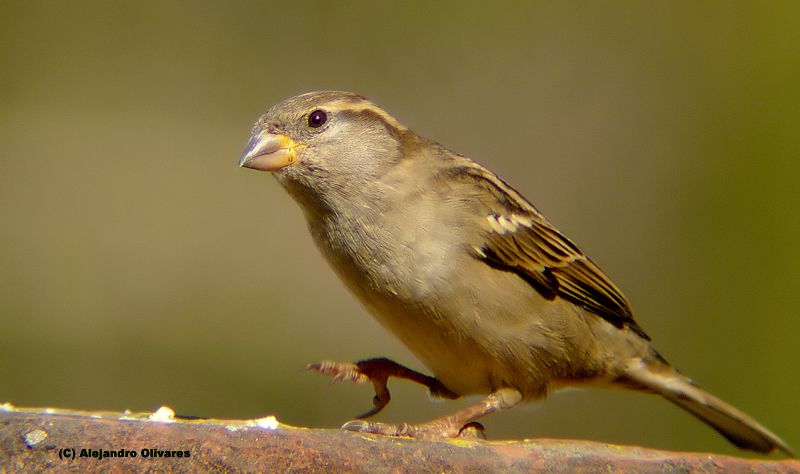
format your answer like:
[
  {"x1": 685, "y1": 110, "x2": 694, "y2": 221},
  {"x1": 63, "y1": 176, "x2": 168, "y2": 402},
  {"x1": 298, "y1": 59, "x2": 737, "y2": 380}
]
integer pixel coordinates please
[{"x1": 621, "y1": 359, "x2": 794, "y2": 457}]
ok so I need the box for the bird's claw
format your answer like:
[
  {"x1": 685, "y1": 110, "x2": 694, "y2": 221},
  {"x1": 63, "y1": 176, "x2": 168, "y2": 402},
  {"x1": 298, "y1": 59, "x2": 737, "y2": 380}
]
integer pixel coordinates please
[
  {"x1": 305, "y1": 360, "x2": 370, "y2": 385},
  {"x1": 305, "y1": 357, "x2": 459, "y2": 420},
  {"x1": 341, "y1": 419, "x2": 486, "y2": 439}
]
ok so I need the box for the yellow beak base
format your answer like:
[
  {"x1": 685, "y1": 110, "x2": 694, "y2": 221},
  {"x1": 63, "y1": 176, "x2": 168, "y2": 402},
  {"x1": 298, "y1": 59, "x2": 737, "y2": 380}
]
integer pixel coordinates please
[{"x1": 239, "y1": 133, "x2": 300, "y2": 172}]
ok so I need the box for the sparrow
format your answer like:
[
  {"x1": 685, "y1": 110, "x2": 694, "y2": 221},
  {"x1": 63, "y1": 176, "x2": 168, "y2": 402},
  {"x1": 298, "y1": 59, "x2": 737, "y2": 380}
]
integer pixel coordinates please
[{"x1": 239, "y1": 90, "x2": 793, "y2": 456}]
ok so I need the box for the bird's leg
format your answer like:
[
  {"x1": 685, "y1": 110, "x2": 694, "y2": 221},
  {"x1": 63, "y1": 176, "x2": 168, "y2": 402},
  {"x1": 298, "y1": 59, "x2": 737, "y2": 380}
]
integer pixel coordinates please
[
  {"x1": 305, "y1": 357, "x2": 459, "y2": 418},
  {"x1": 341, "y1": 387, "x2": 523, "y2": 439}
]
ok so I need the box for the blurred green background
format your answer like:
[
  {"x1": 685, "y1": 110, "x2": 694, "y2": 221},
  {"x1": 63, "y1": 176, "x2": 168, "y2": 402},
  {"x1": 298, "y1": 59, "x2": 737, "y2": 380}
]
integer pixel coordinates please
[{"x1": 1, "y1": 1, "x2": 798, "y2": 457}]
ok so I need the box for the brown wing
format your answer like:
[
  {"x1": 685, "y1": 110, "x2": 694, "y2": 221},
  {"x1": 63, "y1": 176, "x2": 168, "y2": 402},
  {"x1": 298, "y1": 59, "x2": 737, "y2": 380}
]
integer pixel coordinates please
[{"x1": 443, "y1": 161, "x2": 649, "y2": 340}]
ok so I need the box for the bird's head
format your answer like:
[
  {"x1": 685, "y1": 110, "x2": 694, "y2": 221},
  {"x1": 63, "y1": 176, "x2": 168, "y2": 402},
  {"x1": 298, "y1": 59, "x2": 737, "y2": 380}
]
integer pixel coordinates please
[{"x1": 239, "y1": 91, "x2": 411, "y2": 204}]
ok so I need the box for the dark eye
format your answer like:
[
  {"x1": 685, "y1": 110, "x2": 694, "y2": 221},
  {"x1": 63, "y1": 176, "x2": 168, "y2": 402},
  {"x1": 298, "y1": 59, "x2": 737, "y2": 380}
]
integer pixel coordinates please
[{"x1": 308, "y1": 110, "x2": 327, "y2": 128}]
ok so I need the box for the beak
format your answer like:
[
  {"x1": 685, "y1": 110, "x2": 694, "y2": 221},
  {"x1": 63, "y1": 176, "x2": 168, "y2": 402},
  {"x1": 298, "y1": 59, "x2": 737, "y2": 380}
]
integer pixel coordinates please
[{"x1": 238, "y1": 131, "x2": 302, "y2": 172}]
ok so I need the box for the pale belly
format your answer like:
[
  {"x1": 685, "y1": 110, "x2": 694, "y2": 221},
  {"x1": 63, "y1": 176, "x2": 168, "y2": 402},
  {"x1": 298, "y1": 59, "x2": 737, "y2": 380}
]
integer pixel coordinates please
[
  {"x1": 303, "y1": 198, "x2": 647, "y2": 399},
  {"x1": 316, "y1": 227, "x2": 606, "y2": 398}
]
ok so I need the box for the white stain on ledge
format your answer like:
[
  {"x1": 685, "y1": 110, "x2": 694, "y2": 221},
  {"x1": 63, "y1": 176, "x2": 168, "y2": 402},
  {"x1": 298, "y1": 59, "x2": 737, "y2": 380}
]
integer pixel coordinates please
[
  {"x1": 24, "y1": 429, "x2": 48, "y2": 447},
  {"x1": 225, "y1": 415, "x2": 280, "y2": 432},
  {"x1": 0, "y1": 402, "x2": 14, "y2": 412},
  {"x1": 254, "y1": 416, "x2": 279, "y2": 430},
  {"x1": 148, "y1": 406, "x2": 176, "y2": 423}
]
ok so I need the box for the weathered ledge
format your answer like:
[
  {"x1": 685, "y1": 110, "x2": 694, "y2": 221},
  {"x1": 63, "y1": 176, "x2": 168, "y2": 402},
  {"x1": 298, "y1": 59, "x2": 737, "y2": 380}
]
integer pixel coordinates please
[{"x1": 0, "y1": 404, "x2": 796, "y2": 473}]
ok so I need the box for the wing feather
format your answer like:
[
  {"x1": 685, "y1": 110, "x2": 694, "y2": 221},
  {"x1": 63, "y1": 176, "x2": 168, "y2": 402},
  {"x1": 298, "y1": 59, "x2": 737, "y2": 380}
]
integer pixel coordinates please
[{"x1": 443, "y1": 161, "x2": 649, "y2": 340}]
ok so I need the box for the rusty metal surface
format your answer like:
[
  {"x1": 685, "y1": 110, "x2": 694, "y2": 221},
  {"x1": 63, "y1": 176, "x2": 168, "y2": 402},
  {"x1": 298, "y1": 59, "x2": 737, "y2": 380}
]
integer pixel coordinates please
[{"x1": 0, "y1": 406, "x2": 797, "y2": 473}]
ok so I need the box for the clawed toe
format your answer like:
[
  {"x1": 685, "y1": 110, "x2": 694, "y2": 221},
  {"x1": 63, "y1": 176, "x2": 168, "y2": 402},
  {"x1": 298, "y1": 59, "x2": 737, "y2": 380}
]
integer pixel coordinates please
[
  {"x1": 305, "y1": 357, "x2": 466, "y2": 423},
  {"x1": 340, "y1": 419, "x2": 484, "y2": 439},
  {"x1": 339, "y1": 389, "x2": 522, "y2": 440},
  {"x1": 341, "y1": 419, "x2": 389, "y2": 434},
  {"x1": 457, "y1": 421, "x2": 487, "y2": 439},
  {"x1": 305, "y1": 360, "x2": 370, "y2": 384},
  {"x1": 354, "y1": 393, "x2": 390, "y2": 419}
]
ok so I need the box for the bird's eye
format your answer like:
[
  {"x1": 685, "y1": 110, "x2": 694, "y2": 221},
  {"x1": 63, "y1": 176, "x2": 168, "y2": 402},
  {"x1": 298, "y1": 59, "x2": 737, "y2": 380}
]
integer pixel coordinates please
[{"x1": 308, "y1": 110, "x2": 328, "y2": 128}]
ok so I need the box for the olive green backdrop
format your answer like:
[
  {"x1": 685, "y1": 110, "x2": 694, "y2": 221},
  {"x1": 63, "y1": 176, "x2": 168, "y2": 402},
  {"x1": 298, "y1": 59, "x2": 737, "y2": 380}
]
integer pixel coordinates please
[{"x1": 1, "y1": 1, "x2": 798, "y2": 456}]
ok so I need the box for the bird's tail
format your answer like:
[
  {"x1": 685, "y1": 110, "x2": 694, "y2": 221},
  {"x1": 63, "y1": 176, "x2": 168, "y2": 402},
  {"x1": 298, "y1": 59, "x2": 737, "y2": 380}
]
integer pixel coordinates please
[{"x1": 620, "y1": 358, "x2": 794, "y2": 457}]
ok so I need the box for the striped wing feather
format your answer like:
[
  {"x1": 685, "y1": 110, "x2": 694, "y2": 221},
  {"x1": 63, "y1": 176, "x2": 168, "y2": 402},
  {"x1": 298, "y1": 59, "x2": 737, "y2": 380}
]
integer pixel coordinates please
[{"x1": 447, "y1": 161, "x2": 648, "y2": 340}]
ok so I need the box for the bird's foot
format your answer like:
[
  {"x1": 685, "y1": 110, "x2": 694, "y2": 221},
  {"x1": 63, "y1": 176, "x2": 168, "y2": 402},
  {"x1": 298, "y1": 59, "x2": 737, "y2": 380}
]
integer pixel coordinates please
[
  {"x1": 341, "y1": 419, "x2": 487, "y2": 439},
  {"x1": 305, "y1": 357, "x2": 460, "y2": 419},
  {"x1": 341, "y1": 388, "x2": 522, "y2": 440}
]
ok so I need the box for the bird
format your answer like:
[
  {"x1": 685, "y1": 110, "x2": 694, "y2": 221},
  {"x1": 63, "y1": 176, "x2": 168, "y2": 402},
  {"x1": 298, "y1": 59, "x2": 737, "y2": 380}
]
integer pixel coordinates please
[{"x1": 238, "y1": 90, "x2": 793, "y2": 456}]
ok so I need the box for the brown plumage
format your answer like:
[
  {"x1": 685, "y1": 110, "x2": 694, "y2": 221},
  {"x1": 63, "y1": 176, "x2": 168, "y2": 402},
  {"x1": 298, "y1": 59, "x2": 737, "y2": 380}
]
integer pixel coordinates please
[{"x1": 239, "y1": 91, "x2": 793, "y2": 456}]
